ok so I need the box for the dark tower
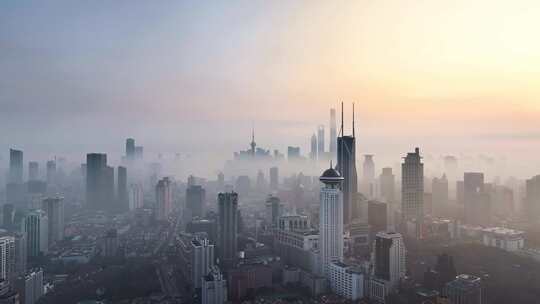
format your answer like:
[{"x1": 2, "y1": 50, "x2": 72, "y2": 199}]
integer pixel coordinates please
[
  {"x1": 218, "y1": 192, "x2": 238, "y2": 270},
  {"x1": 250, "y1": 128, "x2": 256, "y2": 157},
  {"x1": 336, "y1": 103, "x2": 358, "y2": 226}
]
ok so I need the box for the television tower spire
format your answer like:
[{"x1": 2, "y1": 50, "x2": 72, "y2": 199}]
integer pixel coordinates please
[{"x1": 352, "y1": 102, "x2": 355, "y2": 138}]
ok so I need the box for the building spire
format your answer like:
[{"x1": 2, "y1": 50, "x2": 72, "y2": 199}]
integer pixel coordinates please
[
  {"x1": 250, "y1": 123, "x2": 256, "y2": 157},
  {"x1": 340, "y1": 101, "x2": 344, "y2": 137}
]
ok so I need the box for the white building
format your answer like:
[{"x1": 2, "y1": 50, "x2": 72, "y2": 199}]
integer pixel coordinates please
[
  {"x1": 23, "y1": 210, "x2": 48, "y2": 257},
  {"x1": 328, "y1": 261, "x2": 364, "y2": 300},
  {"x1": 318, "y1": 166, "x2": 344, "y2": 276},
  {"x1": 0, "y1": 236, "x2": 15, "y2": 282},
  {"x1": 373, "y1": 232, "x2": 406, "y2": 293},
  {"x1": 15, "y1": 268, "x2": 43, "y2": 304},
  {"x1": 201, "y1": 266, "x2": 227, "y2": 304},
  {"x1": 481, "y1": 227, "x2": 524, "y2": 252}
]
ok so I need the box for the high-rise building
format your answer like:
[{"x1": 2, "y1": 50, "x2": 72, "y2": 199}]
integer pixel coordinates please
[
  {"x1": 41, "y1": 197, "x2": 64, "y2": 245},
  {"x1": 368, "y1": 201, "x2": 388, "y2": 236},
  {"x1": 129, "y1": 183, "x2": 144, "y2": 210},
  {"x1": 432, "y1": 174, "x2": 449, "y2": 217},
  {"x1": 28, "y1": 162, "x2": 39, "y2": 181},
  {"x1": 265, "y1": 195, "x2": 282, "y2": 227},
  {"x1": 374, "y1": 232, "x2": 406, "y2": 291},
  {"x1": 287, "y1": 146, "x2": 301, "y2": 160},
  {"x1": 317, "y1": 125, "x2": 325, "y2": 158},
  {"x1": 318, "y1": 165, "x2": 344, "y2": 276},
  {"x1": 329, "y1": 108, "x2": 337, "y2": 156},
  {"x1": 86, "y1": 153, "x2": 109, "y2": 210},
  {"x1": 362, "y1": 155, "x2": 376, "y2": 198},
  {"x1": 464, "y1": 173, "x2": 489, "y2": 225},
  {"x1": 201, "y1": 266, "x2": 227, "y2": 304},
  {"x1": 444, "y1": 155, "x2": 459, "y2": 181},
  {"x1": 101, "y1": 229, "x2": 118, "y2": 257},
  {"x1": 0, "y1": 236, "x2": 15, "y2": 283},
  {"x1": 9, "y1": 149, "x2": 23, "y2": 184},
  {"x1": 269, "y1": 167, "x2": 279, "y2": 191},
  {"x1": 46, "y1": 160, "x2": 56, "y2": 186},
  {"x1": 525, "y1": 175, "x2": 540, "y2": 223},
  {"x1": 178, "y1": 237, "x2": 215, "y2": 290},
  {"x1": 401, "y1": 148, "x2": 424, "y2": 222},
  {"x1": 186, "y1": 185, "x2": 206, "y2": 219},
  {"x1": 337, "y1": 103, "x2": 358, "y2": 226},
  {"x1": 117, "y1": 166, "x2": 128, "y2": 212},
  {"x1": 217, "y1": 192, "x2": 238, "y2": 270},
  {"x1": 13, "y1": 232, "x2": 26, "y2": 277},
  {"x1": 2, "y1": 204, "x2": 15, "y2": 230},
  {"x1": 156, "y1": 177, "x2": 173, "y2": 221},
  {"x1": 15, "y1": 268, "x2": 43, "y2": 304},
  {"x1": 310, "y1": 134, "x2": 318, "y2": 160},
  {"x1": 22, "y1": 211, "x2": 48, "y2": 257},
  {"x1": 445, "y1": 274, "x2": 483, "y2": 304},
  {"x1": 380, "y1": 168, "x2": 395, "y2": 203},
  {"x1": 126, "y1": 138, "x2": 135, "y2": 160}
]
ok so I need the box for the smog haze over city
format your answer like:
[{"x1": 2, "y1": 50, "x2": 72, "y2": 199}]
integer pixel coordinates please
[{"x1": 1, "y1": 1, "x2": 540, "y2": 304}]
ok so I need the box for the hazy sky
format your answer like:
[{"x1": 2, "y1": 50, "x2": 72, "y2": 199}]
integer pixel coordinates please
[{"x1": 1, "y1": 1, "x2": 540, "y2": 173}]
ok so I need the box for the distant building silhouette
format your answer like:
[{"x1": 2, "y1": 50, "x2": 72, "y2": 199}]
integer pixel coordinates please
[
  {"x1": 117, "y1": 166, "x2": 128, "y2": 212},
  {"x1": 126, "y1": 138, "x2": 135, "y2": 160},
  {"x1": 9, "y1": 149, "x2": 23, "y2": 184},
  {"x1": 337, "y1": 103, "x2": 358, "y2": 226},
  {"x1": 186, "y1": 184, "x2": 206, "y2": 219},
  {"x1": 28, "y1": 162, "x2": 39, "y2": 181},
  {"x1": 401, "y1": 148, "x2": 424, "y2": 222},
  {"x1": 41, "y1": 197, "x2": 64, "y2": 245},
  {"x1": 317, "y1": 125, "x2": 325, "y2": 159},
  {"x1": 269, "y1": 167, "x2": 279, "y2": 191},
  {"x1": 217, "y1": 192, "x2": 238, "y2": 270},
  {"x1": 329, "y1": 108, "x2": 337, "y2": 157},
  {"x1": 156, "y1": 177, "x2": 173, "y2": 221},
  {"x1": 380, "y1": 167, "x2": 395, "y2": 204},
  {"x1": 86, "y1": 153, "x2": 114, "y2": 211},
  {"x1": 23, "y1": 210, "x2": 48, "y2": 257}
]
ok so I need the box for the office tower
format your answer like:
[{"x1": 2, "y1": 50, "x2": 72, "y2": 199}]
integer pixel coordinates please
[
  {"x1": 368, "y1": 201, "x2": 388, "y2": 235},
  {"x1": 374, "y1": 232, "x2": 406, "y2": 290},
  {"x1": 380, "y1": 168, "x2": 395, "y2": 203},
  {"x1": 235, "y1": 176, "x2": 250, "y2": 198},
  {"x1": 23, "y1": 210, "x2": 48, "y2": 257},
  {"x1": 129, "y1": 183, "x2": 144, "y2": 210},
  {"x1": 45, "y1": 160, "x2": 56, "y2": 186},
  {"x1": 9, "y1": 149, "x2": 23, "y2": 184},
  {"x1": 134, "y1": 146, "x2": 144, "y2": 160},
  {"x1": 156, "y1": 177, "x2": 173, "y2": 221},
  {"x1": 28, "y1": 162, "x2": 39, "y2": 181},
  {"x1": 2, "y1": 205, "x2": 14, "y2": 230},
  {"x1": 265, "y1": 195, "x2": 282, "y2": 227},
  {"x1": 287, "y1": 146, "x2": 301, "y2": 160},
  {"x1": 444, "y1": 155, "x2": 459, "y2": 181},
  {"x1": 337, "y1": 103, "x2": 358, "y2": 226},
  {"x1": 190, "y1": 238, "x2": 214, "y2": 289},
  {"x1": 41, "y1": 197, "x2": 64, "y2": 245},
  {"x1": 187, "y1": 184, "x2": 206, "y2": 219},
  {"x1": 0, "y1": 236, "x2": 15, "y2": 283},
  {"x1": 256, "y1": 170, "x2": 266, "y2": 192},
  {"x1": 432, "y1": 174, "x2": 449, "y2": 217},
  {"x1": 15, "y1": 268, "x2": 43, "y2": 304},
  {"x1": 126, "y1": 138, "x2": 135, "y2": 160},
  {"x1": 330, "y1": 108, "x2": 337, "y2": 156},
  {"x1": 117, "y1": 166, "x2": 128, "y2": 212},
  {"x1": 525, "y1": 175, "x2": 540, "y2": 222},
  {"x1": 269, "y1": 167, "x2": 279, "y2": 191},
  {"x1": 201, "y1": 266, "x2": 227, "y2": 304},
  {"x1": 319, "y1": 165, "x2": 344, "y2": 276},
  {"x1": 13, "y1": 233, "x2": 26, "y2": 277},
  {"x1": 401, "y1": 148, "x2": 424, "y2": 221},
  {"x1": 445, "y1": 274, "x2": 483, "y2": 304},
  {"x1": 217, "y1": 192, "x2": 238, "y2": 270},
  {"x1": 86, "y1": 153, "x2": 108, "y2": 210},
  {"x1": 362, "y1": 155, "x2": 376, "y2": 198},
  {"x1": 317, "y1": 125, "x2": 325, "y2": 158},
  {"x1": 310, "y1": 134, "x2": 318, "y2": 160},
  {"x1": 464, "y1": 173, "x2": 489, "y2": 225},
  {"x1": 217, "y1": 172, "x2": 225, "y2": 191}
]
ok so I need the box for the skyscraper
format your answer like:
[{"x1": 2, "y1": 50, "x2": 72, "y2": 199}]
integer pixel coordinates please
[
  {"x1": 2, "y1": 204, "x2": 15, "y2": 230},
  {"x1": 317, "y1": 125, "x2": 325, "y2": 158},
  {"x1": 129, "y1": 183, "x2": 144, "y2": 210},
  {"x1": 28, "y1": 162, "x2": 39, "y2": 181},
  {"x1": 329, "y1": 108, "x2": 337, "y2": 156},
  {"x1": 337, "y1": 103, "x2": 358, "y2": 226},
  {"x1": 265, "y1": 195, "x2": 282, "y2": 227},
  {"x1": 41, "y1": 197, "x2": 65, "y2": 245},
  {"x1": 23, "y1": 210, "x2": 48, "y2": 257},
  {"x1": 310, "y1": 134, "x2": 317, "y2": 160},
  {"x1": 318, "y1": 165, "x2": 344, "y2": 276},
  {"x1": 156, "y1": 177, "x2": 173, "y2": 221},
  {"x1": 374, "y1": 232, "x2": 406, "y2": 290},
  {"x1": 201, "y1": 266, "x2": 227, "y2": 304},
  {"x1": 15, "y1": 268, "x2": 43, "y2": 304},
  {"x1": 401, "y1": 148, "x2": 424, "y2": 222},
  {"x1": 117, "y1": 166, "x2": 128, "y2": 212},
  {"x1": 86, "y1": 153, "x2": 108, "y2": 210},
  {"x1": 126, "y1": 138, "x2": 135, "y2": 160},
  {"x1": 525, "y1": 175, "x2": 540, "y2": 222},
  {"x1": 464, "y1": 172, "x2": 490, "y2": 225},
  {"x1": 362, "y1": 155, "x2": 376, "y2": 198},
  {"x1": 368, "y1": 201, "x2": 388, "y2": 236},
  {"x1": 46, "y1": 160, "x2": 56, "y2": 185},
  {"x1": 9, "y1": 149, "x2": 23, "y2": 184},
  {"x1": 217, "y1": 192, "x2": 238, "y2": 270},
  {"x1": 445, "y1": 274, "x2": 483, "y2": 304},
  {"x1": 432, "y1": 174, "x2": 449, "y2": 217},
  {"x1": 186, "y1": 184, "x2": 206, "y2": 219},
  {"x1": 269, "y1": 167, "x2": 279, "y2": 191},
  {"x1": 0, "y1": 236, "x2": 15, "y2": 283},
  {"x1": 380, "y1": 168, "x2": 395, "y2": 203}
]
